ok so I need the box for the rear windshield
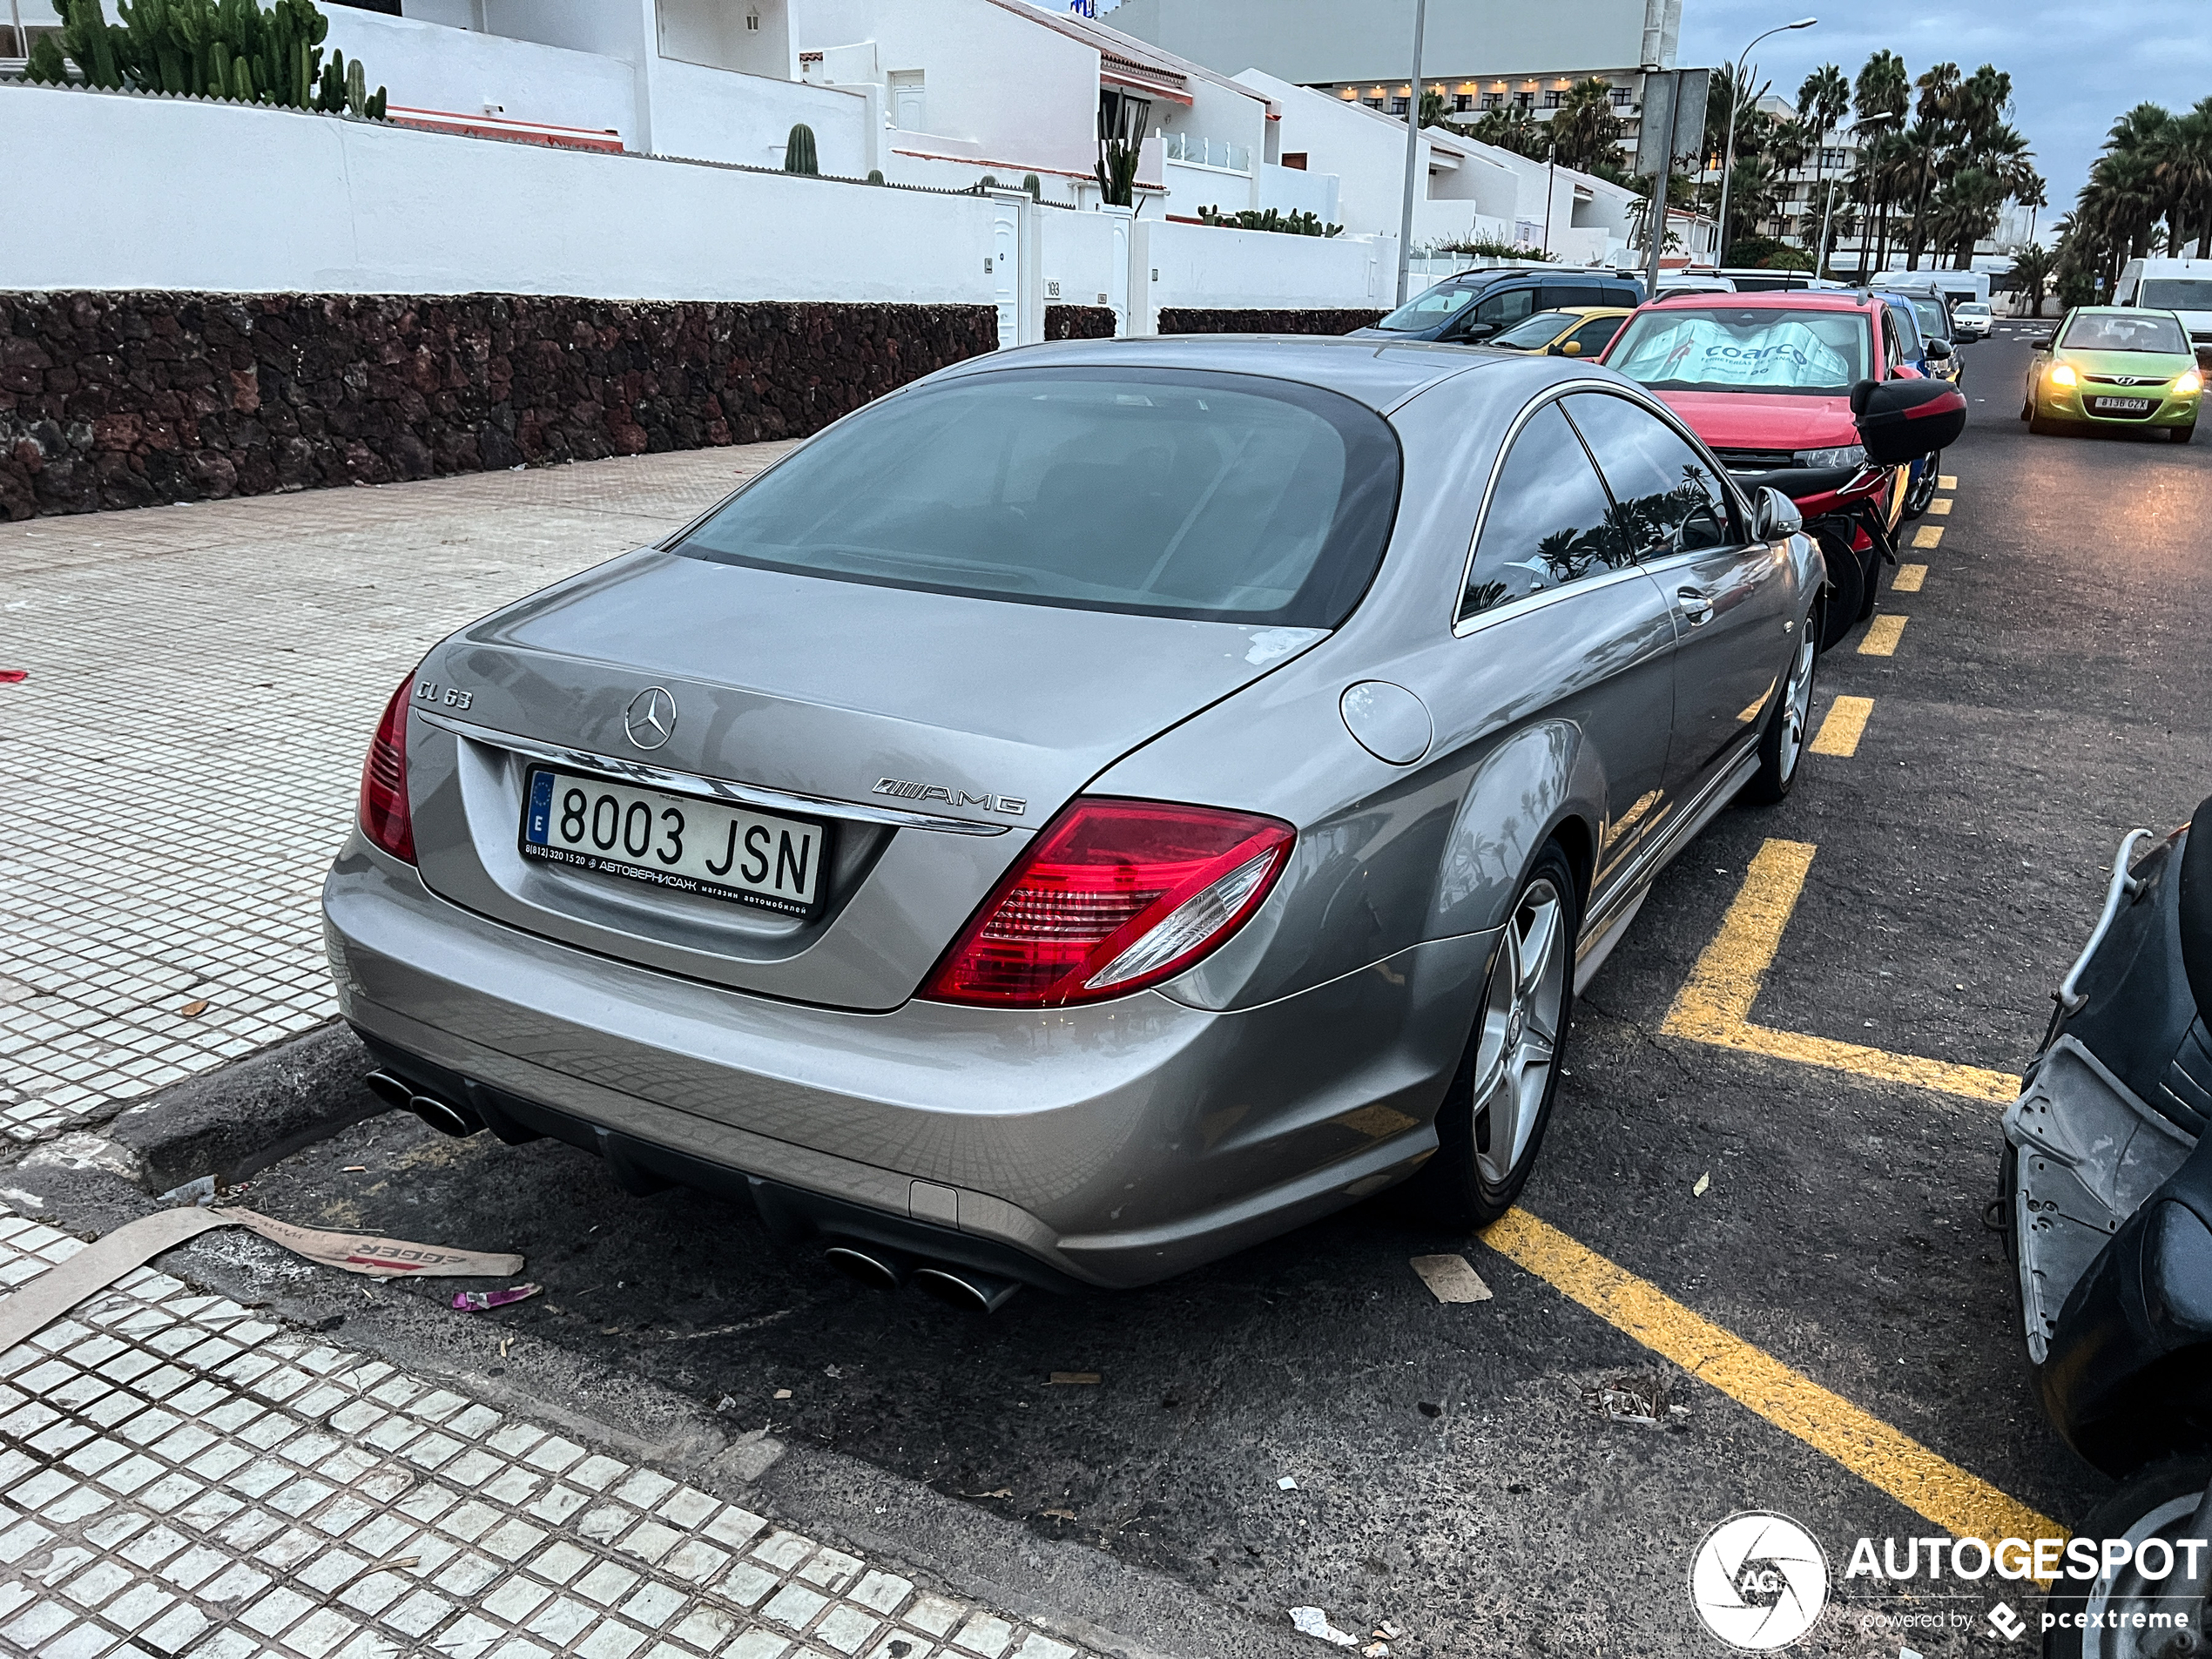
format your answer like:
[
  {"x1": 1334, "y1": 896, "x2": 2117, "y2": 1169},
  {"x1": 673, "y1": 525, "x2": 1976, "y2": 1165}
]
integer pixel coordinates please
[
  {"x1": 1373, "y1": 281, "x2": 1480, "y2": 333},
  {"x1": 1608, "y1": 306, "x2": 1871, "y2": 393},
  {"x1": 674, "y1": 368, "x2": 1402, "y2": 627},
  {"x1": 2141, "y1": 280, "x2": 2212, "y2": 312},
  {"x1": 2062, "y1": 313, "x2": 2190, "y2": 354}
]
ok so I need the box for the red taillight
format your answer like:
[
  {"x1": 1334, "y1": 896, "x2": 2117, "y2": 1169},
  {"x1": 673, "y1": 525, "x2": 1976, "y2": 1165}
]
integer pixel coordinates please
[
  {"x1": 921, "y1": 798, "x2": 1294, "y2": 1007},
  {"x1": 359, "y1": 677, "x2": 416, "y2": 864}
]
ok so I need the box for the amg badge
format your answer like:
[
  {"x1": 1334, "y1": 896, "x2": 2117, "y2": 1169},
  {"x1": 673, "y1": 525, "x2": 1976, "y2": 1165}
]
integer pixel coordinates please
[{"x1": 873, "y1": 778, "x2": 1027, "y2": 817}]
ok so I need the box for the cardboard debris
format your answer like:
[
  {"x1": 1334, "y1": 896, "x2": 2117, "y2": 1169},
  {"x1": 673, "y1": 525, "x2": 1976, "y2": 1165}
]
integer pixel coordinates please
[
  {"x1": 178, "y1": 999, "x2": 210, "y2": 1018},
  {"x1": 1048, "y1": 1372, "x2": 1101, "y2": 1386},
  {"x1": 1693, "y1": 1171, "x2": 1711, "y2": 1197},
  {"x1": 1410, "y1": 1253, "x2": 1493, "y2": 1304},
  {"x1": 1289, "y1": 1607, "x2": 1359, "y2": 1648},
  {"x1": 222, "y1": 1210, "x2": 523, "y2": 1279}
]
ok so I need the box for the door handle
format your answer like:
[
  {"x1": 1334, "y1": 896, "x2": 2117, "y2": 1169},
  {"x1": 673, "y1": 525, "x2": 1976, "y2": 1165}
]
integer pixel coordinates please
[{"x1": 1676, "y1": 587, "x2": 1714, "y2": 625}]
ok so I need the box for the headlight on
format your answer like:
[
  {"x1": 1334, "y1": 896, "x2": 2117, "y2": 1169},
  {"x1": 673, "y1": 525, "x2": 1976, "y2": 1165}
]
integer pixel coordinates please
[
  {"x1": 2048, "y1": 363, "x2": 2078, "y2": 388},
  {"x1": 2177, "y1": 369, "x2": 2203, "y2": 396},
  {"x1": 1792, "y1": 444, "x2": 1867, "y2": 469}
]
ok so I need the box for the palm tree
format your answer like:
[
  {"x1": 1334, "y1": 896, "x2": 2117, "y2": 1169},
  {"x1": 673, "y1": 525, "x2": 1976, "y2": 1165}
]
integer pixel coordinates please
[
  {"x1": 1797, "y1": 64, "x2": 1851, "y2": 273},
  {"x1": 2006, "y1": 244, "x2": 2054, "y2": 318},
  {"x1": 1469, "y1": 103, "x2": 1546, "y2": 161},
  {"x1": 1549, "y1": 77, "x2": 1623, "y2": 173},
  {"x1": 1851, "y1": 51, "x2": 1909, "y2": 274},
  {"x1": 1894, "y1": 119, "x2": 1946, "y2": 267}
]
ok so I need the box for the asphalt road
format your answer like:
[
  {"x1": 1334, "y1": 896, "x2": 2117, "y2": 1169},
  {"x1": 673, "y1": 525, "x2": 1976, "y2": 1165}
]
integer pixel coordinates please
[{"x1": 237, "y1": 324, "x2": 2212, "y2": 1657}]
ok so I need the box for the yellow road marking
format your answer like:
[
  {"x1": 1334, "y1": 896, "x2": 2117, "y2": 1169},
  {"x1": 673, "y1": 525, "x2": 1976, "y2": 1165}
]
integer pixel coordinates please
[
  {"x1": 1938, "y1": 474, "x2": 1958, "y2": 489},
  {"x1": 1858, "y1": 614, "x2": 1908, "y2": 656},
  {"x1": 1927, "y1": 497, "x2": 1952, "y2": 516},
  {"x1": 1892, "y1": 563, "x2": 1927, "y2": 593},
  {"x1": 1809, "y1": 695, "x2": 1874, "y2": 756},
  {"x1": 1912, "y1": 525, "x2": 1944, "y2": 549},
  {"x1": 1660, "y1": 839, "x2": 2019, "y2": 1102},
  {"x1": 1484, "y1": 1209, "x2": 2062, "y2": 1560}
]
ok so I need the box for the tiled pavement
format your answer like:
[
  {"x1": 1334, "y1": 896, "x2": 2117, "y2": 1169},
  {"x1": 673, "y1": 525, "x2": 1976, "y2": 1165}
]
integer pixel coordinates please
[
  {"x1": 0, "y1": 448, "x2": 796, "y2": 1139},
  {"x1": 0, "y1": 1207, "x2": 1089, "y2": 1659}
]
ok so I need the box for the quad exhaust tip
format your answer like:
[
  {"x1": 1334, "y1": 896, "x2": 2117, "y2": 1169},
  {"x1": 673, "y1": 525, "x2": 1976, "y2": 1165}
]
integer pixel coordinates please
[
  {"x1": 821, "y1": 1244, "x2": 1022, "y2": 1311},
  {"x1": 911, "y1": 1264, "x2": 1022, "y2": 1314},
  {"x1": 823, "y1": 1243, "x2": 911, "y2": 1291}
]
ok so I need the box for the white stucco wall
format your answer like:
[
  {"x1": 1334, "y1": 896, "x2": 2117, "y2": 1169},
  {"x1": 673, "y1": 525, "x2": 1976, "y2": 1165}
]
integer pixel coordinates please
[
  {"x1": 644, "y1": 56, "x2": 867, "y2": 172},
  {"x1": 0, "y1": 83, "x2": 993, "y2": 302},
  {"x1": 319, "y1": 8, "x2": 637, "y2": 141},
  {"x1": 1142, "y1": 219, "x2": 1393, "y2": 316}
]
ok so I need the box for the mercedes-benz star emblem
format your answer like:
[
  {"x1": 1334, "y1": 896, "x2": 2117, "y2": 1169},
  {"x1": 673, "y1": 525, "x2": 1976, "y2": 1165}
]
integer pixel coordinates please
[{"x1": 624, "y1": 687, "x2": 678, "y2": 752}]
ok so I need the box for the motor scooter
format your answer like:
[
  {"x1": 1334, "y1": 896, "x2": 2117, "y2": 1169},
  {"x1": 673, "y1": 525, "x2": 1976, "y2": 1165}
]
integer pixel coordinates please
[{"x1": 1999, "y1": 794, "x2": 2212, "y2": 1656}]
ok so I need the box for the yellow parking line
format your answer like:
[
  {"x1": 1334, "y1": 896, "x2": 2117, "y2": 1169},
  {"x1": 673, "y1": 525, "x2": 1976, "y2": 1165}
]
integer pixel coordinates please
[
  {"x1": 1912, "y1": 525, "x2": 1944, "y2": 550},
  {"x1": 1938, "y1": 474, "x2": 1958, "y2": 489},
  {"x1": 1892, "y1": 563, "x2": 1927, "y2": 594},
  {"x1": 1660, "y1": 839, "x2": 2020, "y2": 1102},
  {"x1": 1927, "y1": 498, "x2": 1952, "y2": 516},
  {"x1": 1483, "y1": 1209, "x2": 2062, "y2": 1559},
  {"x1": 1858, "y1": 615, "x2": 1908, "y2": 656},
  {"x1": 1809, "y1": 695, "x2": 1874, "y2": 756}
]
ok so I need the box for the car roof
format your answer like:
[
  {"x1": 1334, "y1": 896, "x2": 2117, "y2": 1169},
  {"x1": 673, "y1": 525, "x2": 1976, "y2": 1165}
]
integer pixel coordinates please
[
  {"x1": 930, "y1": 334, "x2": 1509, "y2": 415},
  {"x1": 1644, "y1": 290, "x2": 1877, "y2": 313},
  {"x1": 1541, "y1": 306, "x2": 1635, "y2": 318}
]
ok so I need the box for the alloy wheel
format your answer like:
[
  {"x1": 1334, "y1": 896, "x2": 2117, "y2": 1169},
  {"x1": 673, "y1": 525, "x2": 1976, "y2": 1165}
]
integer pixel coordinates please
[
  {"x1": 1473, "y1": 877, "x2": 1568, "y2": 1188},
  {"x1": 1777, "y1": 625, "x2": 1817, "y2": 783}
]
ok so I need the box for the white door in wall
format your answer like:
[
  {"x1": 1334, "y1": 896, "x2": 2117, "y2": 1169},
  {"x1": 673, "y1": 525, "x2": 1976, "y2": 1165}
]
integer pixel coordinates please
[
  {"x1": 991, "y1": 198, "x2": 1021, "y2": 350},
  {"x1": 888, "y1": 71, "x2": 924, "y2": 132},
  {"x1": 1107, "y1": 212, "x2": 1130, "y2": 336}
]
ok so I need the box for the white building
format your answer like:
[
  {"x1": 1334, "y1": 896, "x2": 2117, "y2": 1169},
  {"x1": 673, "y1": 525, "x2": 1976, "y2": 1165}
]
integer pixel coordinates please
[
  {"x1": 1238, "y1": 68, "x2": 1638, "y2": 262},
  {"x1": 1109, "y1": 0, "x2": 1679, "y2": 170}
]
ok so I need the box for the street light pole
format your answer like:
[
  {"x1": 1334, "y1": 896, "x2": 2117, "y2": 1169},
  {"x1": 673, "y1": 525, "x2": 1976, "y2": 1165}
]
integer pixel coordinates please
[
  {"x1": 1712, "y1": 17, "x2": 1815, "y2": 269},
  {"x1": 1395, "y1": 0, "x2": 1428, "y2": 305}
]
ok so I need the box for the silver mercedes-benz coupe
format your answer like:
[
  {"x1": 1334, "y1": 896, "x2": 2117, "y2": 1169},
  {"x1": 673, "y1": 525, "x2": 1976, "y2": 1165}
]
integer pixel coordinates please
[{"x1": 325, "y1": 335, "x2": 1823, "y2": 1306}]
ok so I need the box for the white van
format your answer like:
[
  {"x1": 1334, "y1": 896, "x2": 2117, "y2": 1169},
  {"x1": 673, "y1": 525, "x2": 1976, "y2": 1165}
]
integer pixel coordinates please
[
  {"x1": 2116, "y1": 258, "x2": 2212, "y2": 347},
  {"x1": 1871, "y1": 269, "x2": 1991, "y2": 309}
]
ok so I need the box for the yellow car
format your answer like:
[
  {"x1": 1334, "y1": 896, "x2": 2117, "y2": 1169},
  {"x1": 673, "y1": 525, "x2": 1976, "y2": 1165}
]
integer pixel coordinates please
[
  {"x1": 1482, "y1": 306, "x2": 1635, "y2": 360},
  {"x1": 2023, "y1": 307, "x2": 2202, "y2": 442}
]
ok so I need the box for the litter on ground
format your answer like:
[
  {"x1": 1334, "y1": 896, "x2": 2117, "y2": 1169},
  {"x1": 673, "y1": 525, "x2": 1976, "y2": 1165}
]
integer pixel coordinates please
[
  {"x1": 1288, "y1": 1606, "x2": 1359, "y2": 1647},
  {"x1": 452, "y1": 1283, "x2": 543, "y2": 1312},
  {"x1": 1409, "y1": 1253, "x2": 1493, "y2": 1303}
]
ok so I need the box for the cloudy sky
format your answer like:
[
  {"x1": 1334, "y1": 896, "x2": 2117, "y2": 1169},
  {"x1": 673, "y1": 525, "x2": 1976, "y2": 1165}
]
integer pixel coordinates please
[{"x1": 1675, "y1": 0, "x2": 2212, "y2": 235}]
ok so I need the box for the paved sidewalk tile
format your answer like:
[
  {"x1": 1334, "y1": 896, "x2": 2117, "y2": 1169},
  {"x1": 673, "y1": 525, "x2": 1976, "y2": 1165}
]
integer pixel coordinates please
[
  {"x1": 0, "y1": 447, "x2": 796, "y2": 1138},
  {"x1": 0, "y1": 1206, "x2": 1087, "y2": 1659}
]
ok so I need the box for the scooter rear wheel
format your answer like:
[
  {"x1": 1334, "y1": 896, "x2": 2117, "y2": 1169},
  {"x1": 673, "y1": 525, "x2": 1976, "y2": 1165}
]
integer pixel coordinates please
[{"x1": 2041, "y1": 1455, "x2": 2212, "y2": 1657}]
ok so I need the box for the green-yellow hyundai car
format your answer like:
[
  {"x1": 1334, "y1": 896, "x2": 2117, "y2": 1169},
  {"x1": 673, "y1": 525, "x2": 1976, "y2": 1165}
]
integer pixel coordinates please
[{"x1": 2024, "y1": 306, "x2": 2202, "y2": 442}]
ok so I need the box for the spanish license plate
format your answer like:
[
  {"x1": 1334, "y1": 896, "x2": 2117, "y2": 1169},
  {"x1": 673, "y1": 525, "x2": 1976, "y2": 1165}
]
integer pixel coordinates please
[
  {"x1": 2093, "y1": 396, "x2": 2153, "y2": 414},
  {"x1": 520, "y1": 767, "x2": 828, "y2": 917}
]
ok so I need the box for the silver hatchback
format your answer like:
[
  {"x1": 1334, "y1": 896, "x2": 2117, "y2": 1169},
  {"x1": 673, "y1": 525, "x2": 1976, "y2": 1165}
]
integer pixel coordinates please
[{"x1": 325, "y1": 336, "x2": 1823, "y2": 1304}]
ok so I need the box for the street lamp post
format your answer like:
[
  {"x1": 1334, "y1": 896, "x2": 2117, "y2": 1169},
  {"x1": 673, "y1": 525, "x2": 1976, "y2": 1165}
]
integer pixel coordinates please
[
  {"x1": 1712, "y1": 17, "x2": 1815, "y2": 268},
  {"x1": 1395, "y1": 0, "x2": 1428, "y2": 305}
]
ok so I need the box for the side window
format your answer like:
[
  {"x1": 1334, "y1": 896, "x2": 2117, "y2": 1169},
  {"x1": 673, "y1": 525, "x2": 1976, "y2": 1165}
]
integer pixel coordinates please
[
  {"x1": 1568, "y1": 316, "x2": 1624, "y2": 357},
  {"x1": 1470, "y1": 285, "x2": 1537, "y2": 331},
  {"x1": 1460, "y1": 402, "x2": 1627, "y2": 621},
  {"x1": 1561, "y1": 392, "x2": 1737, "y2": 556},
  {"x1": 1880, "y1": 308, "x2": 1903, "y2": 372}
]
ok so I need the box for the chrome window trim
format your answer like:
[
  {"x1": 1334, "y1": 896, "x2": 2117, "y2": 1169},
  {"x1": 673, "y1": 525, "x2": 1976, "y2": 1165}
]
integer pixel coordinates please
[
  {"x1": 1451, "y1": 377, "x2": 1749, "y2": 640},
  {"x1": 415, "y1": 711, "x2": 1013, "y2": 837}
]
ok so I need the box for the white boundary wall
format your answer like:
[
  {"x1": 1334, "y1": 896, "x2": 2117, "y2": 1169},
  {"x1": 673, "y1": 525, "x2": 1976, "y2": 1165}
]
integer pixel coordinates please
[{"x1": 1, "y1": 84, "x2": 1392, "y2": 327}]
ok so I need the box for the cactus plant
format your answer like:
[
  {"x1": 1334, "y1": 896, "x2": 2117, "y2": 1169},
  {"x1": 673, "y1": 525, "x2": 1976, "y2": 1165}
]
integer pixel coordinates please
[
  {"x1": 783, "y1": 122, "x2": 819, "y2": 175},
  {"x1": 344, "y1": 56, "x2": 364, "y2": 114},
  {"x1": 866, "y1": 168, "x2": 885, "y2": 185},
  {"x1": 24, "y1": 34, "x2": 70, "y2": 83},
  {"x1": 1022, "y1": 173, "x2": 1042, "y2": 201},
  {"x1": 36, "y1": 0, "x2": 381, "y2": 119}
]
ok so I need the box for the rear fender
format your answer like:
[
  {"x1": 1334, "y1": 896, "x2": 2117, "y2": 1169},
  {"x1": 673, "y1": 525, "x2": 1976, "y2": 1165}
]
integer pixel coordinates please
[{"x1": 1429, "y1": 718, "x2": 1599, "y2": 936}]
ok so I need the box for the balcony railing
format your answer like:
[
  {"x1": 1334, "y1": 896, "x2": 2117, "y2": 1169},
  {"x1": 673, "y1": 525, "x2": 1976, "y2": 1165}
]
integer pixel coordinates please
[{"x1": 1162, "y1": 132, "x2": 1251, "y2": 172}]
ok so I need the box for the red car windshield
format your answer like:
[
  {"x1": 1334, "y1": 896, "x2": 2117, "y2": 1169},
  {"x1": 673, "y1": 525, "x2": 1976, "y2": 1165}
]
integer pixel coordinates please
[{"x1": 1608, "y1": 306, "x2": 1873, "y2": 394}]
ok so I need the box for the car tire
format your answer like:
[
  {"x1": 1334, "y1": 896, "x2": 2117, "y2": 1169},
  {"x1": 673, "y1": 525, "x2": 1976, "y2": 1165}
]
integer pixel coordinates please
[
  {"x1": 1417, "y1": 842, "x2": 1579, "y2": 1230},
  {"x1": 2029, "y1": 411, "x2": 2066, "y2": 436},
  {"x1": 1743, "y1": 605, "x2": 1820, "y2": 805},
  {"x1": 1813, "y1": 528, "x2": 1863, "y2": 650},
  {"x1": 1900, "y1": 461, "x2": 1938, "y2": 520},
  {"x1": 2040, "y1": 1455, "x2": 2212, "y2": 1658},
  {"x1": 2020, "y1": 393, "x2": 2033, "y2": 421},
  {"x1": 2172, "y1": 422, "x2": 2195, "y2": 445}
]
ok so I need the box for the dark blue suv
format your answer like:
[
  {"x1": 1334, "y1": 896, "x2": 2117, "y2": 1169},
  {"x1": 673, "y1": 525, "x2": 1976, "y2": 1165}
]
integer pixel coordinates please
[{"x1": 1351, "y1": 266, "x2": 1647, "y2": 345}]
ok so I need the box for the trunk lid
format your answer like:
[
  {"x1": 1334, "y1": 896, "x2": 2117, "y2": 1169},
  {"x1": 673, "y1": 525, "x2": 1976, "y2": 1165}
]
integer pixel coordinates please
[{"x1": 405, "y1": 550, "x2": 1325, "y2": 1010}]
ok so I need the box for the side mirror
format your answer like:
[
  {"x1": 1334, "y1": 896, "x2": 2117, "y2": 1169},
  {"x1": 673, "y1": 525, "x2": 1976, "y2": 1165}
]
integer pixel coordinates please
[
  {"x1": 1457, "y1": 321, "x2": 1497, "y2": 341},
  {"x1": 2028, "y1": 334, "x2": 2054, "y2": 351},
  {"x1": 1850, "y1": 377, "x2": 1968, "y2": 466},
  {"x1": 1750, "y1": 486, "x2": 1802, "y2": 542},
  {"x1": 1925, "y1": 339, "x2": 1952, "y2": 360},
  {"x1": 1560, "y1": 341, "x2": 1583, "y2": 357}
]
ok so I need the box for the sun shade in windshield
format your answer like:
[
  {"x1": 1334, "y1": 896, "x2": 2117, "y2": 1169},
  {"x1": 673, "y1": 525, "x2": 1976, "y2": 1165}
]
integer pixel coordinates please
[
  {"x1": 1609, "y1": 309, "x2": 1869, "y2": 391},
  {"x1": 674, "y1": 368, "x2": 1402, "y2": 628}
]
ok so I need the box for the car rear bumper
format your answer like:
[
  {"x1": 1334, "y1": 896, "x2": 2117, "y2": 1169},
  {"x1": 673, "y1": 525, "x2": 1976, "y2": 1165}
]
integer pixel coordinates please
[{"x1": 323, "y1": 835, "x2": 1494, "y2": 1288}]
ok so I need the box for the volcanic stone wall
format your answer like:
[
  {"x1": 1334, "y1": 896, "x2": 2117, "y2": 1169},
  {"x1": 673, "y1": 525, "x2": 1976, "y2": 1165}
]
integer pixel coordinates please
[
  {"x1": 1043, "y1": 305, "x2": 1117, "y2": 341},
  {"x1": 0, "y1": 292, "x2": 999, "y2": 519},
  {"x1": 1157, "y1": 308, "x2": 1386, "y2": 335}
]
